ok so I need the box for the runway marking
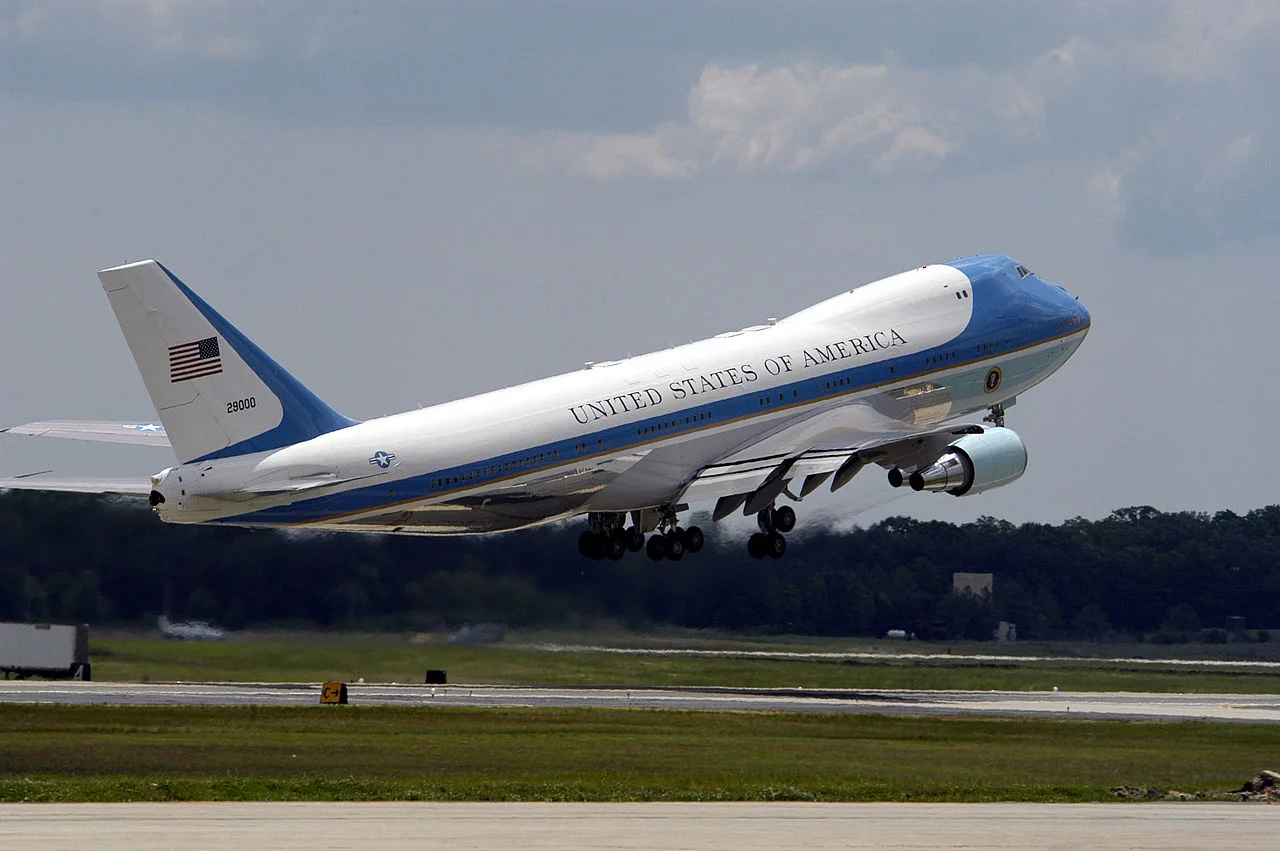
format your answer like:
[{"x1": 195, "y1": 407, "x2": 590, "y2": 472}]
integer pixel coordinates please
[{"x1": 528, "y1": 643, "x2": 1280, "y2": 669}]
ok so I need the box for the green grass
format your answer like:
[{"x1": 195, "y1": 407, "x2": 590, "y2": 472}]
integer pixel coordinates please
[
  {"x1": 89, "y1": 633, "x2": 1280, "y2": 694},
  {"x1": 0, "y1": 704, "x2": 1271, "y2": 803}
]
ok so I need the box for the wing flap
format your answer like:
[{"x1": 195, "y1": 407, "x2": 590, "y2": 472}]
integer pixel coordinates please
[{"x1": 677, "y1": 422, "x2": 989, "y2": 510}]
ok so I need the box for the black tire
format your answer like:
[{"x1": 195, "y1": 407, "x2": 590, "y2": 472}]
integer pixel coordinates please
[
  {"x1": 757, "y1": 507, "x2": 776, "y2": 534},
  {"x1": 682, "y1": 525, "x2": 704, "y2": 553},
  {"x1": 646, "y1": 535, "x2": 666, "y2": 561},
  {"x1": 625, "y1": 527, "x2": 645, "y2": 552},
  {"x1": 774, "y1": 505, "x2": 796, "y2": 534},
  {"x1": 606, "y1": 534, "x2": 627, "y2": 561},
  {"x1": 767, "y1": 532, "x2": 787, "y2": 559},
  {"x1": 747, "y1": 532, "x2": 767, "y2": 559},
  {"x1": 664, "y1": 533, "x2": 685, "y2": 561}
]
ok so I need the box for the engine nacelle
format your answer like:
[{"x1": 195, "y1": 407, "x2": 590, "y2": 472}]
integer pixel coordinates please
[{"x1": 906, "y1": 427, "x2": 1028, "y2": 496}]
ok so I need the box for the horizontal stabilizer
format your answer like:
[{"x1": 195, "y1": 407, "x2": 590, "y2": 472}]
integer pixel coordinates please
[
  {"x1": 3, "y1": 420, "x2": 172, "y2": 447},
  {"x1": 0, "y1": 474, "x2": 152, "y2": 497}
]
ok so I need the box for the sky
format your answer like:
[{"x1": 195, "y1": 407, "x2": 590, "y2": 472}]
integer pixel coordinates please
[{"x1": 2, "y1": 1, "x2": 1278, "y2": 530}]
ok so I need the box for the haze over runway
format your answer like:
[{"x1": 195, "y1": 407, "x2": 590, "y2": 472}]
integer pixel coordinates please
[{"x1": 3, "y1": 2, "x2": 1279, "y2": 527}]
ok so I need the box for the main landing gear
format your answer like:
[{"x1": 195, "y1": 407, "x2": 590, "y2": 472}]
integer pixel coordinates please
[
  {"x1": 643, "y1": 504, "x2": 703, "y2": 562},
  {"x1": 578, "y1": 508, "x2": 703, "y2": 562},
  {"x1": 579, "y1": 501, "x2": 800, "y2": 561},
  {"x1": 746, "y1": 504, "x2": 795, "y2": 559}
]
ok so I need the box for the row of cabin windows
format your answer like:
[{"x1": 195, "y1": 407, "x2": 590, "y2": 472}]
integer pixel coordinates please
[
  {"x1": 1055, "y1": 315, "x2": 1086, "y2": 331},
  {"x1": 636, "y1": 411, "x2": 713, "y2": 438},
  {"x1": 431, "y1": 448, "x2": 562, "y2": 489},
  {"x1": 924, "y1": 351, "x2": 959, "y2": 366},
  {"x1": 953, "y1": 289, "x2": 971, "y2": 300},
  {"x1": 758, "y1": 390, "x2": 798, "y2": 407}
]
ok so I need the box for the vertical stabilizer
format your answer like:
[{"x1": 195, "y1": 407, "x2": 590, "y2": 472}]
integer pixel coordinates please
[{"x1": 98, "y1": 260, "x2": 356, "y2": 463}]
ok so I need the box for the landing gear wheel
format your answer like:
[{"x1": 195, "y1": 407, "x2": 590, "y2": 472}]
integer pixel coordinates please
[
  {"x1": 646, "y1": 535, "x2": 666, "y2": 561},
  {"x1": 682, "y1": 525, "x2": 704, "y2": 553},
  {"x1": 605, "y1": 534, "x2": 627, "y2": 561},
  {"x1": 774, "y1": 505, "x2": 796, "y2": 534},
  {"x1": 663, "y1": 532, "x2": 685, "y2": 561},
  {"x1": 757, "y1": 507, "x2": 777, "y2": 534},
  {"x1": 766, "y1": 532, "x2": 787, "y2": 559},
  {"x1": 747, "y1": 533, "x2": 767, "y2": 559},
  {"x1": 625, "y1": 527, "x2": 645, "y2": 553}
]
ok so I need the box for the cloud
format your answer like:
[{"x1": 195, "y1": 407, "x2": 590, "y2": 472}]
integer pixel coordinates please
[
  {"x1": 516, "y1": 59, "x2": 1042, "y2": 181},
  {"x1": 520, "y1": 129, "x2": 697, "y2": 180},
  {"x1": 5, "y1": 0, "x2": 265, "y2": 61},
  {"x1": 5, "y1": 2, "x2": 1278, "y2": 253},
  {"x1": 508, "y1": 3, "x2": 1278, "y2": 254}
]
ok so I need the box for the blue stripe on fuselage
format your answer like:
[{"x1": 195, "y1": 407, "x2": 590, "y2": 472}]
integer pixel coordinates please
[{"x1": 208, "y1": 255, "x2": 1088, "y2": 527}]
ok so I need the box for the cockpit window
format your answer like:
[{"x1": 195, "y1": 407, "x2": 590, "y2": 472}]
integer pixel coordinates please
[{"x1": 1016, "y1": 264, "x2": 1032, "y2": 278}]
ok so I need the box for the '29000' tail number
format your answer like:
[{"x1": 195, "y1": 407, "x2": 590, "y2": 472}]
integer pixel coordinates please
[{"x1": 227, "y1": 397, "x2": 256, "y2": 413}]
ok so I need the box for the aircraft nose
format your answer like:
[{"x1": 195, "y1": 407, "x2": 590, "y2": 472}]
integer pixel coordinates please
[
  {"x1": 1041, "y1": 276, "x2": 1089, "y2": 335},
  {"x1": 1066, "y1": 290, "x2": 1090, "y2": 330}
]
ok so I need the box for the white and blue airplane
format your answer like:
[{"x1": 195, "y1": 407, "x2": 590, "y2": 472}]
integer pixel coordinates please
[{"x1": 1, "y1": 255, "x2": 1089, "y2": 560}]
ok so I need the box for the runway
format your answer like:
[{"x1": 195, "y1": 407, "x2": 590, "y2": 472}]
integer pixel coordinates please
[
  {"x1": 3, "y1": 679, "x2": 1279, "y2": 722},
  {"x1": 1, "y1": 802, "x2": 1274, "y2": 849}
]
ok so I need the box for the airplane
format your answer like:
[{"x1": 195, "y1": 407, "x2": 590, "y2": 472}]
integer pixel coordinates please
[
  {"x1": 1, "y1": 254, "x2": 1089, "y2": 561},
  {"x1": 157, "y1": 614, "x2": 227, "y2": 642}
]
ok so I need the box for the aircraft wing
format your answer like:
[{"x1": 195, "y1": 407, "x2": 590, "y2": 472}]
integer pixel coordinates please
[
  {"x1": 678, "y1": 418, "x2": 988, "y2": 519},
  {"x1": 0, "y1": 472, "x2": 153, "y2": 497},
  {"x1": 3, "y1": 420, "x2": 171, "y2": 447}
]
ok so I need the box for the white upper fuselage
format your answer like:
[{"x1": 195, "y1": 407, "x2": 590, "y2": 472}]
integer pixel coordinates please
[{"x1": 150, "y1": 255, "x2": 1090, "y2": 533}]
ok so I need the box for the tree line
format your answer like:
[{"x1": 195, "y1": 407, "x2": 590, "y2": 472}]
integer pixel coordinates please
[{"x1": 1, "y1": 492, "x2": 1277, "y2": 641}]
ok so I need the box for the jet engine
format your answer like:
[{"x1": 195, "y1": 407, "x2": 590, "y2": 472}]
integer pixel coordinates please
[{"x1": 891, "y1": 427, "x2": 1027, "y2": 497}]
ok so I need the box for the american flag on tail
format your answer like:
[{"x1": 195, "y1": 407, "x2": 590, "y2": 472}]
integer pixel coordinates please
[{"x1": 169, "y1": 336, "x2": 223, "y2": 382}]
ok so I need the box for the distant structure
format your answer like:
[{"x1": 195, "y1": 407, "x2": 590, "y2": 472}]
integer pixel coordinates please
[
  {"x1": 953, "y1": 572, "x2": 993, "y2": 596},
  {"x1": 157, "y1": 615, "x2": 226, "y2": 641},
  {"x1": 994, "y1": 621, "x2": 1017, "y2": 642},
  {"x1": 1, "y1": 622, "x2": 91, "y2": 679}
]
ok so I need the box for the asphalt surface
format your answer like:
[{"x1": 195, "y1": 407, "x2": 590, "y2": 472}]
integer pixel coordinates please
[
  {"x1": 3, "y1": 679, "x2": 1279, "y2": 722},
  {"x1": 1, "y1": 802, "x2": 1274, "y2": 849}
]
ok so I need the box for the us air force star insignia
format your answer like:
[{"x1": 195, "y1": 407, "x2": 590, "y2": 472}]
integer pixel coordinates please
[
  {"x1": 983, "y1": 367, "x2": 1003, "y2": 394},
  {"x1": 129, "y1": 424, "x2": 164, "y2": 432},
  {"x1": 369, "y1": 451, "x2": 397, "y2": 469}
]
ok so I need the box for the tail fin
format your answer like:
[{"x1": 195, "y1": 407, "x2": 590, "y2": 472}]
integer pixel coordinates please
[{"x1": 99, "y1": 260, "x2": 357, "y2": 464}]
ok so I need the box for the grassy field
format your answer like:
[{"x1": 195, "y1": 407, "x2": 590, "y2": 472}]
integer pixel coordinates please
[
  {"x1": 88, "y1": 632, "x2": 1280, "y2": 694},
  {"x1": 1, "y1": 703, "x2": 1273, "y2": 803}
]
